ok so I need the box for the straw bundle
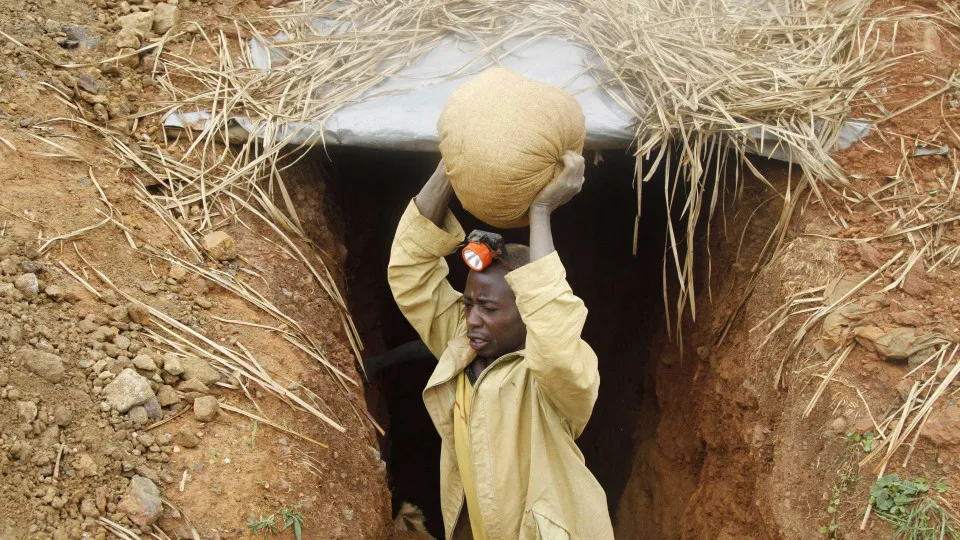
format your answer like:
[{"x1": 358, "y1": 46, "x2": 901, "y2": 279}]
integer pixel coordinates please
[{"x1": 150, "y1": 0, "x2": 888, "y2": 333}]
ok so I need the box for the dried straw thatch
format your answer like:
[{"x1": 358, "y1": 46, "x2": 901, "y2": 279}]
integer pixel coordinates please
[{"x1": 150, "y1": 0, "x2": 892, "y2": 333}]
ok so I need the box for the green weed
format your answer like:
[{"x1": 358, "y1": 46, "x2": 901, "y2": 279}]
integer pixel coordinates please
[
  {"x1": 870, "y1": 475, "x2": 960, "y2": 539},
  {"x1": 281, "y1": 505, "x2": 305, "y2": 540},
  {"x1": 847, "y1": 431, "x2": 876, "y2": 452},
  {"x1": 248, "y1": 513, "x2": 279, "y2": 537}
]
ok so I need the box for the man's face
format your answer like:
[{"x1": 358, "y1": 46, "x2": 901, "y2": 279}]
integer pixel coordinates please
[{"x1": 463, "y1": 264, "x2": 527, "y2": 361}]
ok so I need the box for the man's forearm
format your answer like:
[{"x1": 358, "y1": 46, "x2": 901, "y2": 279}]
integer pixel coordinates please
[
  {"x1": 414, "y1": 164, "x2": 454, "y2": 226},
  {"x1": 529, "y1": 205, "x2": 554, "y2": 262}
]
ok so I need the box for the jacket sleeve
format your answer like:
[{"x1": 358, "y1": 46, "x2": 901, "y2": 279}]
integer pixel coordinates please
[
  {"x1": 505, "y1": 251, "x2": 599, "y2": 436},
  {"x1": 387, "y1": 200, "x2": 467, "y2": 359}
]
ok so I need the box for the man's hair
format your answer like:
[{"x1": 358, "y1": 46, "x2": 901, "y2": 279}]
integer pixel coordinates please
[{"x1": 496, "y1": 243, "x2": 530, "y2": 271}]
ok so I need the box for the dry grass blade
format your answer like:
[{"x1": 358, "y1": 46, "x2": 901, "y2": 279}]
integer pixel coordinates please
[
  {"x1": 98, "y1": 517, "x2": 141, "y2": 539},
  {"x1": 803, "y1": 343, "x2": 855, "y2": 417},
  {"x1": 220, "y1": 402, "x2": 329, "y2": 448}
]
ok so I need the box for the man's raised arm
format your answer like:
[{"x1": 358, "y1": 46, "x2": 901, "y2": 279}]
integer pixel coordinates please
[
  {"x1": 387, "y1": 161, "x2": 467, "y2": 358},
  {"x1": 505, "y1": 152, "x2": 600, "y2": 435}
]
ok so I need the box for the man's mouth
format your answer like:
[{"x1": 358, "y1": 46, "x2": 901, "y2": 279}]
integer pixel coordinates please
[{"x1": 468, "y1": 336, "x2": 489, "y2": 351}]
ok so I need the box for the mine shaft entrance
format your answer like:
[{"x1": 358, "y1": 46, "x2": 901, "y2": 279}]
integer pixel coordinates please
[{"x1": 318, "y1": 147, "x2": 671, "y2": 537}]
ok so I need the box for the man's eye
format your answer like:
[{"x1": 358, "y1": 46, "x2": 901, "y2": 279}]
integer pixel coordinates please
[{"x1": 483, "y1": 306, "x2": 498, "y2": 313}]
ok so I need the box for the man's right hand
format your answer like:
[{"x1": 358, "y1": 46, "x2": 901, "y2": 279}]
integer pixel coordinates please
[
  {"x1": 529, "y1": 151, "x2": 585, "y2": 215},
  {"x1": 415, "y1": 159, "x2": 455, "y2": 226}
]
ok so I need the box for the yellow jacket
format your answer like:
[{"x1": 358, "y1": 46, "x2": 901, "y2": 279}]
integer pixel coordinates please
[{"x1": 388, "y1": 201, "x2": 614, "y2": 540}]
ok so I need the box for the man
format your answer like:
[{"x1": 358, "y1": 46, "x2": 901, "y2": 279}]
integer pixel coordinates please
[{"x1": 387, "y1": 151, "x2": 613, "y2": 539}]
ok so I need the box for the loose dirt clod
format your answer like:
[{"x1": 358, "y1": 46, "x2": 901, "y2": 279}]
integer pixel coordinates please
[{"x1": 18, "y1": 349, "x2": 66, "y2": 383}]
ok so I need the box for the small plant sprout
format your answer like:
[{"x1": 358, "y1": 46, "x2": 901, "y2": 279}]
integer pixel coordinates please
[
  {"x1": 248, "y1": 513, "x2": 279, "y2": 537},
  {"x1": 846, "y1": 431, "x2": 875, "y2": 452},
  {"x1": 247, "y1": 420, "x2": 259, "y2": 448},
  {"x1": 281, "y1": 505, "x2": 306, "y2": 540}
]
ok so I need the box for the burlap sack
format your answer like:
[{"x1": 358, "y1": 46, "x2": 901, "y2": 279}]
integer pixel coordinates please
[{"x1": 438, "y1": 68, "x2": 586, "y2": 228}]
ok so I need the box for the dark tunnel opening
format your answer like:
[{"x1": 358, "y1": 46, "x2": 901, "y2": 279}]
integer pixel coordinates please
[{"x1": 317, "y1": 147, "x2": 671, "y2": 537}]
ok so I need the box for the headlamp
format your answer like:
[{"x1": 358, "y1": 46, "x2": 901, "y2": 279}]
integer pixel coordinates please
[{"x1": 461, "y1": 230, "x2": 504, "y2": 272}]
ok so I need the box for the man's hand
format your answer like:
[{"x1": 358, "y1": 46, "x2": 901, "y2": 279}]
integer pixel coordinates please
[
  {"x1": 530, "y1": 151, "x2": 585, "y2": 215},
  {"x1": 528, "y1": 151, "x2": 585, "y2": 263},
  {"x1": 415, "y1": 160, "x2": 455, "y2": 226}
]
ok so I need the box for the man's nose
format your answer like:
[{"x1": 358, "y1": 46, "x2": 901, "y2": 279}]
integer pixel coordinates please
[{"x1": 465, "y1": 308, "x2": 482, "y2": 329}]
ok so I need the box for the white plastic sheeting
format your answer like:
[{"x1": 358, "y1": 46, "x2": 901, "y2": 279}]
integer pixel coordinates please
[{"x1": 163, "y1": 31, "x2": 870, "y2": 159}]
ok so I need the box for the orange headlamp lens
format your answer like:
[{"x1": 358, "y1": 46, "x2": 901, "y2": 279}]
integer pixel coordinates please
[{"x1": 462, "y1": 242, "x2": 493, "y2": 271}]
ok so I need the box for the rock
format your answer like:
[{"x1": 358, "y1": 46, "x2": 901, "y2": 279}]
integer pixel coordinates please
[
  {"x1": 114, "y1": 335, "x2": 132, "y2": 351},
  {"x1": 890, "y1": 310, "x2": 927, "y2": 327},
  {"x1": 115, "y1": 27, "x2": 142, "y2": 49},
  {"x1": 102, "y1": 368, "x2": 155, "y2": 413},
  {"x1": 128, "y1": 405, "x2": 149, "y2": 425},
  {"x1": 76, "y1": 453, "x2": 98, "y2": 477},
  {"x1": 53, "y1": 406, "x2": 73, "y2": 427},
  {"x1": 118, "y1": 475, "x2": 162, "y2": 527},
  {"x1": 193, "y1": 395, "x2": 219, "y2": 422},
  {"x1": 80, "y1": 498, "x2": 100, "y2": 518},
  {"x1": 902, "y1": 261, "x2": 933, "y2": 297},
  {"x1": 201, "y1": 231, "x2": 236, "y2": 261},
  {"x1": 44, "y1": 284, "x2": 65, "y2": 300},
  {"x1": 152, "y1": 3, "x2": 180, "y2": 33},
  {"x1": 177, "y1": 378, "x2": 209, "y2": 394},
  {"x1": 110, "y1": 305, "x2": 130, "y2": 323},
  {"x1": 17, "y1": 349, "x2": 66, "y2": 383},
  {"x1": 117, "y1": 11, "x2": 155, "y2": 34},
  {"x1": 168, "y1": 263, "x2": 187, "y2": 281},
  {"x1": 143, "y1": 396, "x2": 162, "y2": 419},
  {"x1": 162, "y1": 353, "x2": 184, "y2": 376},
  {"x1": 14, "y1": 273, "x2": 39, "y2": 298},
  {"x1": 175, "y1": 425, "x2": 199, "y2": 448},
  {"x1": 127, "y1": 302, "x2": 151, "y2": 325},
  {"x1": 0, "y1": 283, "x2": 15, "y2": 298},
  {"x1": 156, "y1": 385, "x2": 180, "y2": 407},
  {"x1": 63, "y1": 25, "x2": 99, "y2": 49},
  {"x1": 133, "y1": 354, "x2": 157, "y2": 371},
  {"x1": 181, "y1": 356, "x2": 220, "y2": 386},
  {"x1": 857, "y1": 242, "x2": 883, "y2": 269},
  {"x1": 139, "y1": 281, "x2": 159, "y2": 294},
  {"x1": 923, "y1": 403, "x2": 960, "y2": 446},
  {"x1": 17, "y1": 401, "x2": 38, "y2": 423}
]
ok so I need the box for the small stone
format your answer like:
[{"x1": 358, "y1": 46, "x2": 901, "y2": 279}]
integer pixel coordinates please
[
  {"x1": 181, "y1": 357, "x2": 220, "y2": 386},
  {"x1": 118, "y1": 475, "x2": 163, "y2": 527},
  {"x1": 110, "y1": 305, "x2": 130, "y2": 323},
  {"x1": 115, "y1": 335, "x2": 132, "y2": 351},
  {"x1": 117, "y1": 11, "x2": 155, "y2": 34},
  {"x1": 342, "y1": 507, "x2": 354, "y2": 522},
  {"x1": 17, "y1": 349, "x2": 66, "y2": 383},
  {"x1": 201, "y1": 231, "x2": 236, "y2": 261},
  {"x1": 162, "y1": 353, "x2": 184, "y2": 376},
  {"x1": 133, "y1": 354, "x2": 157, "y2": 371},
  {"x1": 193, "y1": 396, "x2": 219, "y2": 422},
  {"x1": 80, "y1": 498, "x2": 100, "y2": 518},
  {"x1": 139, "y1": 281, "x2": 159, "y2": 294},
  {"x1": 14, "y1": 273, "x2": 39, "y2": 298},
  {"x1": 152, "y1": 3, "x2": 180, "y2": 34},
  {"x1": 177, "y1": 378, "x2": 209, "y2": 394},
  {"x1": 102, "y1": 368, "x2": 155, "y2": 413},
  {"x1": 127, "y1": 302, "x2": 150, "y2": 325},
  {"x1": 168, "y1": 264, "x2": 187, "y2": 281},
  {"x1": 17, "y1": 401, "x2": 38, "y2": 423},
  {"x1": 128, "y1": 406, "x2": 149, "y2": 425},
  {"x1": 175, "y1": 425, "x2": 199, "y2": 448},
  {"x1": 115, "y1": 26, "x2": 141, "y2": 49},
  {"x1": 76, "y1": 453, "x2": 99, "y2": 477},
  {"x1": 194, "y1": 297, "x2": 213, "y2": 309},
  {"x1": 156, "y1": 385, "x2": 180, "y2": 407},
  {"x1": 53, "y1": 406, "x2": 73, "y2": 427}
]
